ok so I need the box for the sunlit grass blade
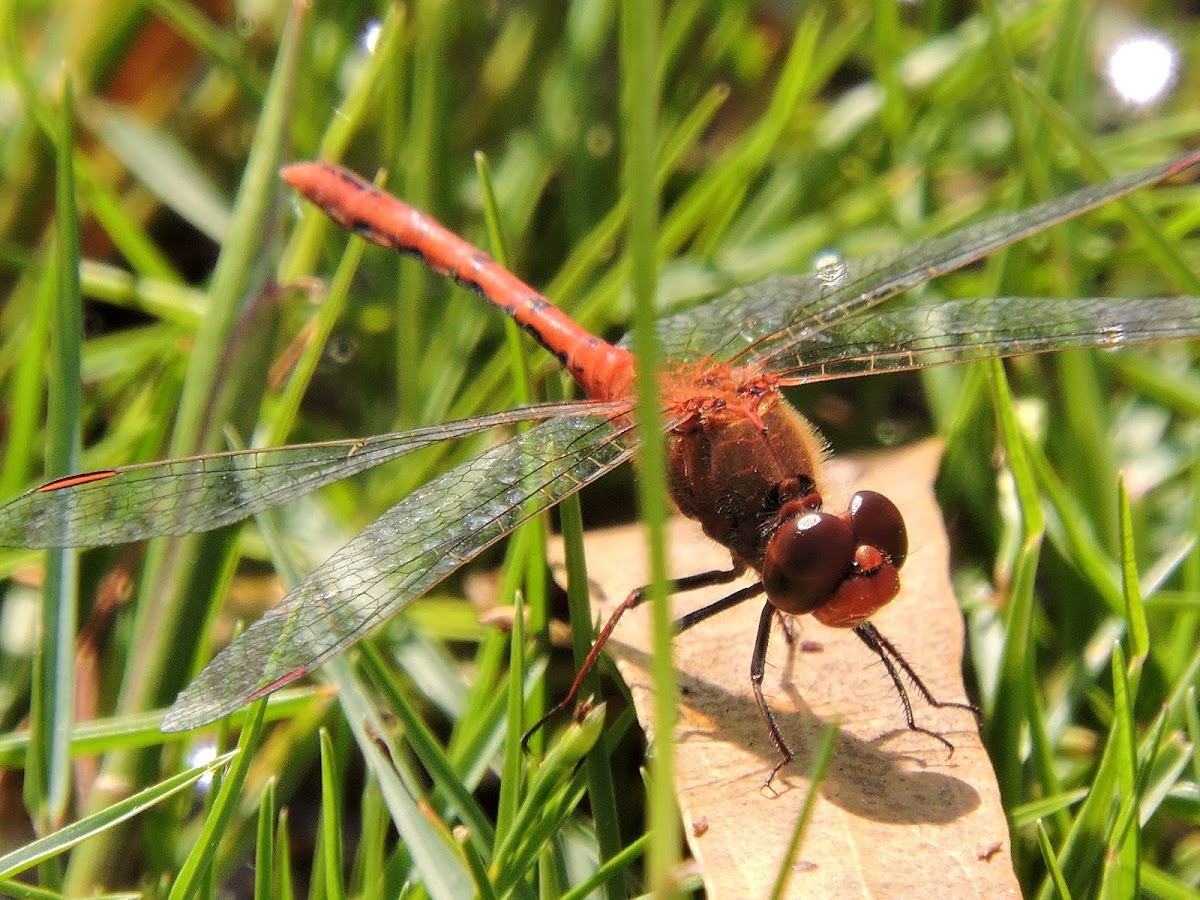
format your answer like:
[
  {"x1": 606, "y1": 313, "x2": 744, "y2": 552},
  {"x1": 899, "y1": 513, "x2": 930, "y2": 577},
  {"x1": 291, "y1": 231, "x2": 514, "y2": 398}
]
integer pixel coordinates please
[
  {"x1": 167, "y1": 703, "x2": 267, "y2": 900},
  {"x1": 275, "y1": 808, "x2": 295, "y2": 900},
  {"x1": 253, "y1": 778, "x2": 276, "y2": 900},
  {"x1": 1037, "y1": 820, "x2": 1073, "y2": 900},
  {"x1": 491, "y1": 704, "x2": 604, "y2": 896},
  {"x1": 318, "y1": 728, "x2": 347, "y2": 900},
  {"x1": 1011, "y1": 790, "x2": 1089, "y2": 829},
  {"x1": 558, "y1": 832, "x2": 650, "y2": 900},
  {"x1": 0, "y1": 750, "x2": 236, "y2": 882},
  {"x1": 357, "y1": 643, "x2": 496, "y2": 854},
  {"x1": 769, "y1": 720, "x2": 839, "y2": 900},
  {"x1": 985, "y1": 358, "x2": 1046, "y2": 814}
]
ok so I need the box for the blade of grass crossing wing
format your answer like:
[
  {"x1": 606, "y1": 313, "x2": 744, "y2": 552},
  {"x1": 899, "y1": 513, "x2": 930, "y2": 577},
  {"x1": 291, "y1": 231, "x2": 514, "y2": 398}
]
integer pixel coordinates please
[
  {"x1": 28, "y1": 79, "x2": 84, "y2": 850},
  {"x1": 557, "y1": 472, "x2": 624, "y2": 890},
  {"x1": 620, "y1": 7, "x2": 676, "y2": 895}
]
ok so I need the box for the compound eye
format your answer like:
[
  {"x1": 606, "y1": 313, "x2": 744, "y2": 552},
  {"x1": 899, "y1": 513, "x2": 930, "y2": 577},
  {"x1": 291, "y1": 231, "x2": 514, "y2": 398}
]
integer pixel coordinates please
[
  {"x1": 762, "y1": 511, "x2": 854, "y2": 616},
  {"x1": 848, "y1": 491, "x2": 907, "y2": 569}
]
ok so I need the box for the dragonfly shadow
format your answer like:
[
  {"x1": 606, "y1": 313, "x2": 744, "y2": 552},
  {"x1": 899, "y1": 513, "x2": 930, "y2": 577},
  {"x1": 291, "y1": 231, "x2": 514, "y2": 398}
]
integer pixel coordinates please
[{"x1": 617, "y1": 641, "x2": 983, "y2": 825}]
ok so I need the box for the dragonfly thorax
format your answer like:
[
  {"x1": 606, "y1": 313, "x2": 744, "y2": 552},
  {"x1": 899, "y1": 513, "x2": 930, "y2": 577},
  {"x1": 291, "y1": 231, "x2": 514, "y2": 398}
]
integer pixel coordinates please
[{"x1": 665, "y1": 388, "x2": 827, "y2": 568}]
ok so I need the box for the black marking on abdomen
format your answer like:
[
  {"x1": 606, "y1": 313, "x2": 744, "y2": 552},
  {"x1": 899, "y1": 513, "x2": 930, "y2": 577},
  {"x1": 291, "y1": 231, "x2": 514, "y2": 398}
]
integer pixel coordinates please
[
  {"x1": 335, "y1": 168, "x2": 367, "y2": 191},
  {"x1": 451, "y1": 273, "x2": 487, "y2": 298},
  {"x1": 349, "y1": 219, "x2": 382, "y2": 242}
]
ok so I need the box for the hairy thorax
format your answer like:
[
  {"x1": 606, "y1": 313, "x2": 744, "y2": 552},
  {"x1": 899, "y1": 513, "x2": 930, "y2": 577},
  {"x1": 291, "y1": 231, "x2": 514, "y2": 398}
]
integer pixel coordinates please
[{"x1": 658, "y1": 360, "x2": 827, "y2": 569}]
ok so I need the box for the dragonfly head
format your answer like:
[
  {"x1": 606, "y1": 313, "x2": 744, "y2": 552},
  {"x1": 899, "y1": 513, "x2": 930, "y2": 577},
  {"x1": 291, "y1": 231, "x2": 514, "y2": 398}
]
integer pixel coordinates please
[{"x1": 761, "y1": 490, "x2": 907, "y2": 627}]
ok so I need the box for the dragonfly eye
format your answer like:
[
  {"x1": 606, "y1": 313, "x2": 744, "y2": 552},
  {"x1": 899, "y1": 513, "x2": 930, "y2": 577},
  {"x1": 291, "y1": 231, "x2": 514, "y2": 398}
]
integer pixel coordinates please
[
  {"x1": 848, "y1": 491, "x2": 907, "y2": 570},
  {"x1": 761, "y1": 510, "x2": 854, "y2": 616}
]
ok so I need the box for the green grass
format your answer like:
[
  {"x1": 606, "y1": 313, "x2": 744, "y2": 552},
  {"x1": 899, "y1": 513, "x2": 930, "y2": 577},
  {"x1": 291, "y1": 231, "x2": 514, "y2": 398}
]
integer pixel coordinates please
[{"x1": 0, "y1": 1, "x2": 1198, "y2": 897}]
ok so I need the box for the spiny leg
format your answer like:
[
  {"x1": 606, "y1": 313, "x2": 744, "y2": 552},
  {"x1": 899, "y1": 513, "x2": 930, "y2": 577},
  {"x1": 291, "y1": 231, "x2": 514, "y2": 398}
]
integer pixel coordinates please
[
  {"x1": 749, "y1": 600, "x2": 794, "y2": 785},
  {"x1": 524, "y1": 563, "x2": 747, "y2": 749},
  {"x1": 853, "y1": 621, "x2": 980, "y2": 755},
  {"x1": 674, "y1": 580, "x2": 765, "y2": 632}
]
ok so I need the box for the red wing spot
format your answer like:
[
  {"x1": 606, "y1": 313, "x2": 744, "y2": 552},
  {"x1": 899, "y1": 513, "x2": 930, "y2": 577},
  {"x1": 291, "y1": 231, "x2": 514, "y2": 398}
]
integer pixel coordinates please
[
  {"x1": 245, "y1": 667, "x2": 307, "y2": 702},
  {"x1": 36, "y1": 470, "x2": 119, "y2": 491}
]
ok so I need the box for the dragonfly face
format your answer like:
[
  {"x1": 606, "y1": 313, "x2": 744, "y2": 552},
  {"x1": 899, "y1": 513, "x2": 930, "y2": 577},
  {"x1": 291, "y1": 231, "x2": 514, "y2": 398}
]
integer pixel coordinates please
[{"x1": 762, "y1": 489, "x2": 908, "y2": 627}]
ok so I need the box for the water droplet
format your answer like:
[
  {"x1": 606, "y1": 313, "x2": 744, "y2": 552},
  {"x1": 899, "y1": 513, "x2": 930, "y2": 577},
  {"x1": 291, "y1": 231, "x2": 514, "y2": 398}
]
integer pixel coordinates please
[
  {"x1": 1099, "y1": 323, "x2": 1127, "y2": 348},
  {"x1": 812, "y1": 252, "x2": 848, "y2": 287}
]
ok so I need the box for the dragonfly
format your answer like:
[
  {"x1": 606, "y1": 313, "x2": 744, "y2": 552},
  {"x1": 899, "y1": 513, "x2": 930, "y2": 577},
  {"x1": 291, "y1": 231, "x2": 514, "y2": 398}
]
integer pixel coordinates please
[{"x1": 3, "y1": 151, "x2": 1199, "y2": 774}]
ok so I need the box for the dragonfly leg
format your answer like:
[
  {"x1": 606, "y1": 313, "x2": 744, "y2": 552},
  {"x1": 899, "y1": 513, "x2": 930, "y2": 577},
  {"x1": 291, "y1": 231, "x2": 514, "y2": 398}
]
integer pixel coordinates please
[
  {"x1": 673, "y1": 578, "x2": 764, "y2": 633},
  {"x1": 852, "y1": 621, "x2": 981, "y2": 755},
  {"x1": 749, "y1": 600, "x2": 794, "y2": 786},
  {"x1": 523, "y1": 563, "x2": 748, "y2": 750}
]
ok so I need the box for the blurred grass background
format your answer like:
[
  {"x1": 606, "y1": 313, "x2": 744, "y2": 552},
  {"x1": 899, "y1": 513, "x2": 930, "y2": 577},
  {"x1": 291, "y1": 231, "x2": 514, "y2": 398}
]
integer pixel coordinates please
[{"x1": 0, "y1": 0, "x2": 1198, "y2": 896}]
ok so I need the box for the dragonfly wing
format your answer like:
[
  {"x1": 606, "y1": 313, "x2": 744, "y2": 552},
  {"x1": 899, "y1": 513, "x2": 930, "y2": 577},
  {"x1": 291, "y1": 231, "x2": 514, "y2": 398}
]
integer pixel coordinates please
[
  {"x1": 648, "y1": 150, "x2": 1200, "y2": 362},
  {"x1": 760, "y1": 295, "x2": 1200, "y2": 382},
  {"x1": 0, "y1": 400, "x2": 621, "y2": 549},
  {"x1": 160, "y1": 411, "x2": 638, "y2": 731}
]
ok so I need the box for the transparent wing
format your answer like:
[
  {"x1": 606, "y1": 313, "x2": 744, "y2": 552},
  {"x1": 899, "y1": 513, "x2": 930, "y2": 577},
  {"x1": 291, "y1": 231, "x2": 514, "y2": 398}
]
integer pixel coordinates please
[
  {"x1": 756, "y1": 296, "x2": 1200, "y2": 383},
  {"x1": 646, "y1": 150, "x2": 1200, "y2": 363},
  {"x1": 0, "y1": 400, "x2": 624, "y2": 549},
  {"x1": 160, "y1": 411, "x2": 640, "y2": 731}
]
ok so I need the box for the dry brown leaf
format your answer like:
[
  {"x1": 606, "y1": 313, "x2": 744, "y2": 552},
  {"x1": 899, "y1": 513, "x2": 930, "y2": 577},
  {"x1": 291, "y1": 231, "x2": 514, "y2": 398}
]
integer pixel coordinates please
[{"x1": 548, "y1": 438, "x2": 1016, "y2": 897}]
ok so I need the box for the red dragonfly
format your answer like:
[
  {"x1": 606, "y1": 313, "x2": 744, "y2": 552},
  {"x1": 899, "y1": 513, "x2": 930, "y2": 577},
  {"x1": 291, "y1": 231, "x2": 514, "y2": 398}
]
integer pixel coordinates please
[{"x1": 3, "y1": 152, "x2": 1198, "y2": 771}]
